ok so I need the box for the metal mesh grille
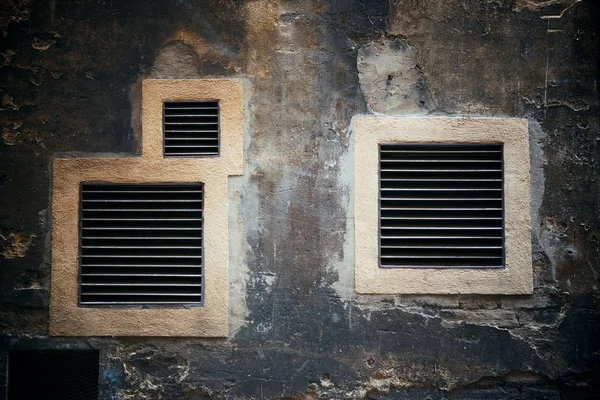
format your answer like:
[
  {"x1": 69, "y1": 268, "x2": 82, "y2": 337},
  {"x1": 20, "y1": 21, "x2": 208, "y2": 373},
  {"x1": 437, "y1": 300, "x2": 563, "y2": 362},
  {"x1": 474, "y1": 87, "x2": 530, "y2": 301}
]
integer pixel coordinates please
[
  {"x1": 8, "y1": 350, "x2": 99, "y2": 400},
  {"x1": 79, "y1": 183, "x2": 203, "y2": 306},
  {"x1": 379, "y1": 143, "x2": 504, "y2": 268},
  {"x1": 163, "y1": 100, "x2": 219, "y2": 157}
]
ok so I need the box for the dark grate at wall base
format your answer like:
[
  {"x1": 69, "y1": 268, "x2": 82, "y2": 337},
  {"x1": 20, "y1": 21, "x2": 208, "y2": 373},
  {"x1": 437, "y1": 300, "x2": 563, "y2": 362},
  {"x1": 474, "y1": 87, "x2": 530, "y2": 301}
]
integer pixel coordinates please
[
  {"x1": 79, "y1": 183, "x2": 204, "y2": 306},
  {"x1": 163, "y1": 100, "x2": 219, "y2": 157},
  {"x1": 8, "y1": 349, "x2": 99, "y2": 400},
  {"x1": 379, "y1": 143, "x2": 504, "y2": 268}
]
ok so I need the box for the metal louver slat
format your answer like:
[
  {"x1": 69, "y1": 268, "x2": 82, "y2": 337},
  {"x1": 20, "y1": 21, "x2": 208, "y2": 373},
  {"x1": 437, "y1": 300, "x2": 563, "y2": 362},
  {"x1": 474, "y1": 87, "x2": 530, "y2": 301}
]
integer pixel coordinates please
[
  {"x1": 379, "y1": 143, "x2": 504, "y2": 268},
  {"x1": 79, "y1": 183, "x2": 204, "y2": 306},
  {"x1": 163, "y1": 101, "x2": 219, "y2": 157}
]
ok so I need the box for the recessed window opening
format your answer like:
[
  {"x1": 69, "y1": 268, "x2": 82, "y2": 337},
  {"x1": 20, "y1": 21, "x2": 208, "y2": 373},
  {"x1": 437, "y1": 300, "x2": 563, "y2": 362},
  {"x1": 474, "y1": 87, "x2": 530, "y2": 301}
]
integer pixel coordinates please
[
  {"x1": 163, "y1": 100, "x2": 220, "y2": 157},
  {"x1": 379, "y1": 143, "x2": 504, "y2": 269},
  {"x1": 79, "y1": 182, "x2": 204, "y2": 307},
  {"x1": 8, "y1": 349, "x2": 100, "y2": 400}
]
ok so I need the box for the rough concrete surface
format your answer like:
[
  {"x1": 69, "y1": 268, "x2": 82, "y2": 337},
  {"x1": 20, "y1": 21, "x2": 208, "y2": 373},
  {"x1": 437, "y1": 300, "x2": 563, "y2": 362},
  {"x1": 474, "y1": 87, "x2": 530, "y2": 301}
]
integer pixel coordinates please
[
  {"x1": 1, "y1": 0, "x2": 599, "y2": 399},
  {"x1": 357, "y1": 38, "x2": 435, "y2": 114}
]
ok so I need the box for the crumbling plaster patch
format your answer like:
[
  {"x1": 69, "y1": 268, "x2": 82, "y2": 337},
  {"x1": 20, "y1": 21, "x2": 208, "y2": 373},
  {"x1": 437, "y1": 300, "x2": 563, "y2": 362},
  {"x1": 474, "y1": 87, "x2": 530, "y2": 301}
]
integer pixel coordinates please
[
  {"x1": 0, "y1": 0, "x2": 33, "y2": 37},
  {"x1": 513, "y1": 0, "x2": 581, "y2": 13},
  {"x1": 1, "y1": 121, "x2": 39, "y2": 145},
  {"x1": 357, "y1": 37, "x2": 435, "y2": 115},
  {"x1": 150, "y1": 41, "x2": 202, "y2": 79},
  {"x1": 1, "y1": 231, "x2": 35, "y2": 259}
]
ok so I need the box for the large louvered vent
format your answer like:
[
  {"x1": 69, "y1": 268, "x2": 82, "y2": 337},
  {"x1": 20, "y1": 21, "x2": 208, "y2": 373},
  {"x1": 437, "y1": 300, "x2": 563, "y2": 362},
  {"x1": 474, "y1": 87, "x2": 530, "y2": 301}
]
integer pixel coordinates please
[
  {"x1": 163, "y1": 100, "x2": 219, "y2": 157},
  {"x1": 79, "y1": 183, "x2": 203, "y2": 306},
  {"x1": 379, "y1": 143, "x2": 504, "y2": 268}
]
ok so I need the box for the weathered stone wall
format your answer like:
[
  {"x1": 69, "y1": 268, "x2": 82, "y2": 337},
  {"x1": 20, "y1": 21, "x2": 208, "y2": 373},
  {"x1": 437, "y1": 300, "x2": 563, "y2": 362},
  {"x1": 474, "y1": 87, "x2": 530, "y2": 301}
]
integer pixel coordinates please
[{"x1": 1, "y1": 0, "x2": 599, "y2": 398}]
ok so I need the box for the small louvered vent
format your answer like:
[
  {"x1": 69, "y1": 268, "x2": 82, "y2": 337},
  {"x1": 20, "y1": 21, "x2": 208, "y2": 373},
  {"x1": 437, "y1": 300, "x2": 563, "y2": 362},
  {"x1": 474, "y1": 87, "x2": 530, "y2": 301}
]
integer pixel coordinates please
[
  {"x1": 8, "y1": 349, "x2": 99, "y2": 400},
  {"x1": 163, "y1": 100, "x2": 219, "y2": 157},
  {"x1": 80, "y1": 183, "x2": 203, "y2": 306},
  {"x1": 379, "y1": 143, "x2": 504, "y2": 268}
]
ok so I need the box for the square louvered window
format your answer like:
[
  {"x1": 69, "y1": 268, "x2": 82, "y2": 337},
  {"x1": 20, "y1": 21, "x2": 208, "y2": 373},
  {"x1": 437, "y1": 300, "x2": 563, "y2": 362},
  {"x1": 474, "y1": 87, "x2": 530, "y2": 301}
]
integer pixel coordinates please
[
  {"x1": 163, "y1": 100, "x2": 219, "y2": 157},
  {"x1": 8, "y1": 349, "x2": 99, "y2": 400},
  {"x1": 79, "y1": 183, "x2": 203, "y2": 306},
  {"x1": 379, "y1": 143, "x2": 504, "y2": 268}
]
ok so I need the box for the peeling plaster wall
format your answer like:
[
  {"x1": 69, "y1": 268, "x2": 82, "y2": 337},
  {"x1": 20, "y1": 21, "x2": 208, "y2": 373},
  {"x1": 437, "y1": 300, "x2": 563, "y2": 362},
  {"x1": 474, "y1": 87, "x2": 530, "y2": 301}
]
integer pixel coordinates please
[
  {"x1": 357, "y1": 37, "x2": 435, "y2": 114},
  {"x1": 1, "y1": 0, "x2": 599, "y2": 399}
]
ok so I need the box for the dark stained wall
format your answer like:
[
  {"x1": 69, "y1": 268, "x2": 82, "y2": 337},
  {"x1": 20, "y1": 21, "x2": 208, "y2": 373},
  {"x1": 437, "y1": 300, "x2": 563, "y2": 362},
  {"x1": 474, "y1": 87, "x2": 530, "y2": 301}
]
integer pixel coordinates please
[{"x1": 1, "y1": 0, "x2": 599, "y2": 398}]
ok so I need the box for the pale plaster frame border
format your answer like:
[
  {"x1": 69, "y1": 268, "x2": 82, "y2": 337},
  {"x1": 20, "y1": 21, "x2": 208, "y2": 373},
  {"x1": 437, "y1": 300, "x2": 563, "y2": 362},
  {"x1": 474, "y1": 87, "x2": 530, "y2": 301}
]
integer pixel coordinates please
[
  {"x1": 354, "y1": 116, "x2": 532, "y2": 294},
  {"x1": 49, "y1": 79, "x2": 243, "y2": 336}
]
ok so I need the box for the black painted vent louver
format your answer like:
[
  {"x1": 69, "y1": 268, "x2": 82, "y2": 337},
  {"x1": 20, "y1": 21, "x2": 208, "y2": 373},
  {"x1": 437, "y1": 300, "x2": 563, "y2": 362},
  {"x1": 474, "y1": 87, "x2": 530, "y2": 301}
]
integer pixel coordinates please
[
  {"x1": 79, "y1": 183, "x2": 204, "y2": 306},
  {"x1": 379, "y1": 143, "x2": 504, "y2": 268},
  {"x1": 163, "y1": 100, "x2": 219, "y2": 157},
  {"x1": 8, "y1": 349, "x2": 99, "y2": 400}
]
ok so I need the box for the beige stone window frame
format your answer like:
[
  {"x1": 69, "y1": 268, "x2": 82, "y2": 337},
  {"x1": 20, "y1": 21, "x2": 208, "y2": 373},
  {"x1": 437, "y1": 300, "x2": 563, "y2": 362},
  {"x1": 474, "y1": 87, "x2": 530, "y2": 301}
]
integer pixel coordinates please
[
  {"x1": 50, "y1": 79, "x2": 243, "y2": 337},
  {"x1": 354, "y1": 116, "x2": 532, "y2": 295}
]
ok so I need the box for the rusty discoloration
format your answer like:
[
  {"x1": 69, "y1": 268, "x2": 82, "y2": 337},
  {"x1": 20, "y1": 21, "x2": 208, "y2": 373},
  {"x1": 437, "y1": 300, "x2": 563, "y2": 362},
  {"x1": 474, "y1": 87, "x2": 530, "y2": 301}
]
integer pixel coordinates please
[{"x1": 1, "y1": 231, "x2": 35, "y2": 259}]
